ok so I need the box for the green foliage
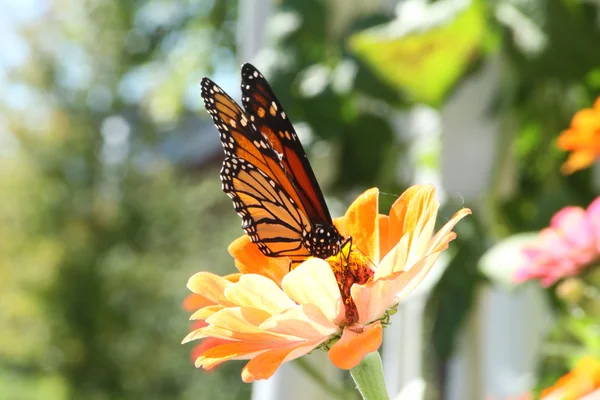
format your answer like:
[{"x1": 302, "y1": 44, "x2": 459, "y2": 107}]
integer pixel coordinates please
[
  {"x1": 263, "y1": 0, "x2": 409, "y2": 193},
  {"x1": 502, "y1": 0, "x2": 600, "y2": 82},
  {"x1": 1, "y1": 1, "x2": 250, "y2": 399},
  {"x1": 349, "y1": 0, "x2": 489, "y2": 106},
  {"x1": 335, "y1": 115, "x2": 395, "y2": 188},
  {"x1": 0, "y1": 136, "x2": 251, "y2": 400}
]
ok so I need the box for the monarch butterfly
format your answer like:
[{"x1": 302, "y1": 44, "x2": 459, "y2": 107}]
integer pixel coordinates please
[{"x1": 201, "y1": 64, "x2": 346, "y2": 262}]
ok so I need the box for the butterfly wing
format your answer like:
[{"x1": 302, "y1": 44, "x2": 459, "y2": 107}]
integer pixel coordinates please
[
  {"x1": 221, "y1": 156, "x2": 309, "y2": 257},
  {"x1": 240, "y1": 63, "x2": 333, "y2": 225},
  {"x1": 201, "y1": 78, "x2": 312, "y2": 258}
]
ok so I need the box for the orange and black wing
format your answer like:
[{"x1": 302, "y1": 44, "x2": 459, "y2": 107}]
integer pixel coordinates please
[
  {"x1": 240, "y1": 63, "x2": 333, "y2": 226},
  {"x1": 221, "y1": 157, "x2": 309, "y2": 257},
  {"x1": 200, "y1": 78, "x2": 312, "y2": 258}
]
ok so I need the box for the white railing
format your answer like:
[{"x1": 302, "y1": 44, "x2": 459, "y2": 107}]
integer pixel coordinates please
[
  {"x1": 439, "y1": 56, "x2": 549, "y2": 400},
  {"x1": 239, "y1": 2, "x2": 550, "y2": 399}
]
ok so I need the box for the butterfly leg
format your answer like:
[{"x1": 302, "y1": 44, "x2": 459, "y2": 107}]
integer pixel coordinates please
[{"x1": 288, "y1": 259, "x2": 304, "y2": 271}]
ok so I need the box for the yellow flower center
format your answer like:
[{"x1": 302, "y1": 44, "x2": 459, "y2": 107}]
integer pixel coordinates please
[{"x1": 325, "y1": 241, "x2": 375, "y2": 325}]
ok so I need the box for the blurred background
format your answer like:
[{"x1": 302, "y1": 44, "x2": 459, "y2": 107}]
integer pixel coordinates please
[{"x1": 1, "y1": 0, "x2": 599, "y2": 399}]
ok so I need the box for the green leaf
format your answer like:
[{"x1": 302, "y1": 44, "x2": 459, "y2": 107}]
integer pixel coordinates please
[
  {"x1": 335, "y1": 114, "x2": 394, "y2": 188},
  {"x1": 348, "y1": 0, "x2": 487, "y2": 106},
  {"x1": 500, "y1": 0, "x2": 600, "y2": 81}
]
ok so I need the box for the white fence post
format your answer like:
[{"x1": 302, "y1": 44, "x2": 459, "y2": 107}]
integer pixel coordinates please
[
  {"x1": 237, "y1": 0, "x2": 273, "y2": 63},
  {"x1": 478, "y1": 284, "x2": 550, "y2": 398},
  {"x1": 440, "y1": 51, "x2": 500, "y2": 400},
  {"x1": 440, "y1": 55, "x2": 550, "y2": 400},
  {"x1": 383, "y1": 293, "x2": 434, "y2": 399},
  {"x1": 383, "y1": 104, "x2": 447, "y2": 400}
]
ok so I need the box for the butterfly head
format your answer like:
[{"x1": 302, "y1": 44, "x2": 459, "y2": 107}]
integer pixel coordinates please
[{"x1": 302, "y1": 224, "x2": 345, "y2": 259}]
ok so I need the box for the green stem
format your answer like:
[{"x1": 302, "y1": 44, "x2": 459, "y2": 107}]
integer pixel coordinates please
[
  {"x1": 294, "y1": 357, "x2": 352, "y2": 399},
  {"x1": 349, "y1": 351, "x2": 390, "y2": 400}
]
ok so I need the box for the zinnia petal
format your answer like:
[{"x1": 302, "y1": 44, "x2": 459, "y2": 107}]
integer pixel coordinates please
[
  {"x1": 333, "y1": 216, "x2": 346, "y2": 234},
  {"x1": 187, "y1": 272, "x2": 237, "y2": 307},
  {"x1": 389, "y1": 184, "x2": 438, "y2": 268},
  {"x1": 259, "y1": 304, "x2": 338, "y2": 338},
  {"x1": 561, "y1": 150, "x2": 598, "y2": 175},
  {"x1": 375, "y1": 234, "x2": 410, "y2": 279},
  {"x1": 428, "y1": 208, "x2": 472, "y2": 253},
  {"x1": 328, "y1": 321, "x2": 383, "y2": 370},
  {"x1": 540, "y1": 356, "x2": 600, "y2": 399},
  {"x1": 184, "y1": 307, "x2": 278, "y2": 343},
  {"x1": 514, "y1": 196, "x2": 600, "y2": 286},
  {"x1": 183, "y1": 293, "x2": 213, "y2": 311},
  {"x1": 225, "y1": 274, "x2": 296, "y2": 314},
  {"x1": 241, "y1": 347, "x2": 295, "y2": 382},
  {"x1": 352, "y1": 271, "x2": 404, "y2": 324},
  {"x1": 198, "y1": 341, "x2": 284, "y2": 370},
  {"x1": 241, "y1": 342, "x2": 323, "y2": 382},
  {"x1": 570, "y1": 108, "x2": 600, "y2": 133},
  {"x1": 190, "y1": 305, "x2": 225, "y2": 321},
  {"x1": 587, "y1": 198, "x2": 600, "y2": 252},
  {"x1": 354, "y1": 251, "x2": 443, "y2": 323},
  {"x1": 342, "y1": 188, "x2": 380, "y2": 263},
  {"x1": 392, "y1": 251, "x2": 450, "y2": 303},
  {"x1": 282, "y1": 258, "x2": 344, "y2": 323},
  {"x1": 229, "y1": 235, "x2": 289, "y2": 285},
  {"x1": 191, "y1": 337, "x2": 233, "y2": 369},
  {"x1": 378, "y1": 215, "x2": 391, "y2": 260},
  {"x1": 557, "y1": 97, "x2": 600, "y2": 174}
]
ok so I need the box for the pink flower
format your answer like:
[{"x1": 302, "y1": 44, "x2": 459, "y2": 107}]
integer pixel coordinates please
[{"x1": 513, "y1": 197, "x2": 600, "y2": 287}]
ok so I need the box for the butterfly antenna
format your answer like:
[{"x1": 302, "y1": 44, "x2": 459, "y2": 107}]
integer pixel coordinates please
[
  {"x1": 340, "y1": 236, "x2": 378, "y2": 270},
  {"x1": 358, "y1": 248, "x2": 378, "y2": 270},
  {"x1": 379, "y1": 191, "x2": 400, "y2": 200},
  {"x1": 288, "y1": 259, "x2": 303, "y2": 272}
]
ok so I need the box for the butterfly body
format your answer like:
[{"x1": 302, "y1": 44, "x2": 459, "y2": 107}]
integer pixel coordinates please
[
  {"x1": 302, "y1": 224, "x2": 343, "y2": 259},
  {"x1": 202, "y1": 63, "x2": 345, "y2": 261}
]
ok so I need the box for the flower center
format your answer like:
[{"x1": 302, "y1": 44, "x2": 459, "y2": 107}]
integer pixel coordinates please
[{"x1": 325, "y1": 241, "x2": 375, "y2": 325}]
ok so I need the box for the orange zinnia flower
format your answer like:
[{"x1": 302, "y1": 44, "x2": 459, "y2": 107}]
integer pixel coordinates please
[
  {"x1": 182, "y1": 185, "x2": 470, "y2": 382},
  {"x1": 557, "y1": 97, "x2": 600, "y2": 174},
  {"x1": 541, "y1": 356, "x2": 600, "y2": 400},
  {"x1": 183, "y1": 292, "x2": 237, "y2": 368}
]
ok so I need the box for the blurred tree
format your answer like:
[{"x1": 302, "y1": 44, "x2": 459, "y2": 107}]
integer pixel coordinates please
[{"x1": 0, "y1": 1, "x2": 251, "y2": 399}]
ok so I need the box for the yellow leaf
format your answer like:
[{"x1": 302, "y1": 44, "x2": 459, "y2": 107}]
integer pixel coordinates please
[{"x1": 349, "y1": 0, "x2": 487, "y2": 106}]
